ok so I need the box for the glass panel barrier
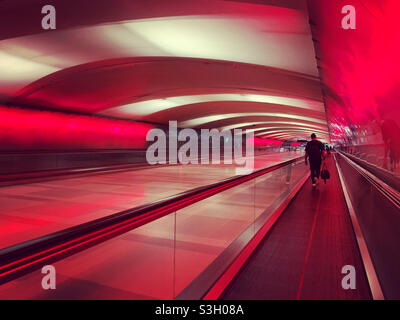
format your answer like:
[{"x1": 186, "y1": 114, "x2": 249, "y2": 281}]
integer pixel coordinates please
[
  {"x1": 0, "y1": 158, "x2": 308, "y2": 299},
  {"x1": 175, "y1": 159, "x2": 308, "y2": 298},
  {"x1": 0, "y1": 213, "x2": 176, "y2": 300},
  {"x1": 0, "y1": 152, "x2": 298, "y2": 250},
  {"x1": 255, "y1": 160, "x2": 307, "y2": 220},
  {"x1": 174, "y1": 179, "x2": 255, "y2": 296}
]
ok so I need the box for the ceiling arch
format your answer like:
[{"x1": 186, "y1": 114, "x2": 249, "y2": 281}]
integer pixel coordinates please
[{"x1": 0, "y1": 0, "x2": 329, "y2": 142}]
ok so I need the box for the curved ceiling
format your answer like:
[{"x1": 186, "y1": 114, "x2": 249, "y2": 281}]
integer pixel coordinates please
[{"x1": 0, "y1": 0, "x2": 329, "y2": 142}]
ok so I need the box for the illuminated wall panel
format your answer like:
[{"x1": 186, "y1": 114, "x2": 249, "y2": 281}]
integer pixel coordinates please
[{"x1": 0, "y1": 106, "x2": 153, "y2": 150}]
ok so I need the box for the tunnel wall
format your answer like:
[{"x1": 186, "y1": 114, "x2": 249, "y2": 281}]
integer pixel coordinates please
[
  {"x1": 0, "y1": 105, "x2": 154, "y2": 150},
  {"x1": 308, "y1": 0, "x2": 400, "y2": 181},
  {"x1": 0, "y1": 105, "x2": 283, "y2": 176},
  {"x1": 0, "y1": 105, "x2": 154, "y2": 175}
]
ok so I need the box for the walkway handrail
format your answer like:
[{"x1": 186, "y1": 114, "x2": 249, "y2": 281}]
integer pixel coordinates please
[
  {"x1": 338, "y1": 152, "x2": 400, "y2": 208},
  {"x1": 0, "y1": 156, "x2": 303, "y2": 285}
]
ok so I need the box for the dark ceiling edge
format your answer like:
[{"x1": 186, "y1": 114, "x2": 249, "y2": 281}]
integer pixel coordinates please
[
  {"x1": 0, "y1": 0, "x2": 212, "y2": 41},
  {"x1": 0, "y1": 0, "x2": 308, "y2": 42},
  {"x1": 223, "y1": 0, "x2": 308, "y2": 10}
]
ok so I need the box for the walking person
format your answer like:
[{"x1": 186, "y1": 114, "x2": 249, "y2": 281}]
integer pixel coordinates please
[{"x1": 305, "y1": 133, "x2": 325, "y2": 187}]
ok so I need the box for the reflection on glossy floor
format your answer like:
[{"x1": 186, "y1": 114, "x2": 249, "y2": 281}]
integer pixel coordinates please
[
  {"x1": 0, "y1": 155, "x2": 308, "y2": 299},
  {"x1": 0, "y1": 151, "x2": 302, "y2": 250}
]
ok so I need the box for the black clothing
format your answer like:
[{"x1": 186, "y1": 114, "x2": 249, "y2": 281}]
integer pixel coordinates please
[
  {"x1": 309, "y1": 159, "x2": 321, "y2": 183},
  {"x1": 305, "y1": 139, "x2": 325, "y2": 183},
  {"x1": 305, "y1": 139, "x2": 325, "y2": 162}
]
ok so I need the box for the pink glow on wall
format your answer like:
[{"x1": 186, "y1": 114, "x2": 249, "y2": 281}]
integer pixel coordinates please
[
  {"x1": 252, "y1": 137, "x2": 282, "y2": 148},
  {"x1": 309, "y1": 0, "x2": 400, "y2": 146},
  {"x1": 0, "y1": 106, "x2": 154, "y2": 150}
]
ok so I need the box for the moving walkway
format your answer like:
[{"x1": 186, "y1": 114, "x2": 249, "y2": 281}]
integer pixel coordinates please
[{"x1": 0, "y1": 152, "x2": 398, "y2": 299}]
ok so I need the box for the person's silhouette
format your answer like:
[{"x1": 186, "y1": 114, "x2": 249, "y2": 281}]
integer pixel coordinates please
[{"x1": 305, "y1": 133, "x2": 325, "y2": 187}]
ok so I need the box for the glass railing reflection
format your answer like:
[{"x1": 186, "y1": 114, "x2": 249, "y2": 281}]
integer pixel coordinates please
[{"x1": 0, "y1": 159, "x2": 308, "y2": 299}]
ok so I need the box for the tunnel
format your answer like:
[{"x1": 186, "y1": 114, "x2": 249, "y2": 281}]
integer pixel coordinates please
[{"x1": 0, "y1": 0, "x2": 399, "y2": 302}]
